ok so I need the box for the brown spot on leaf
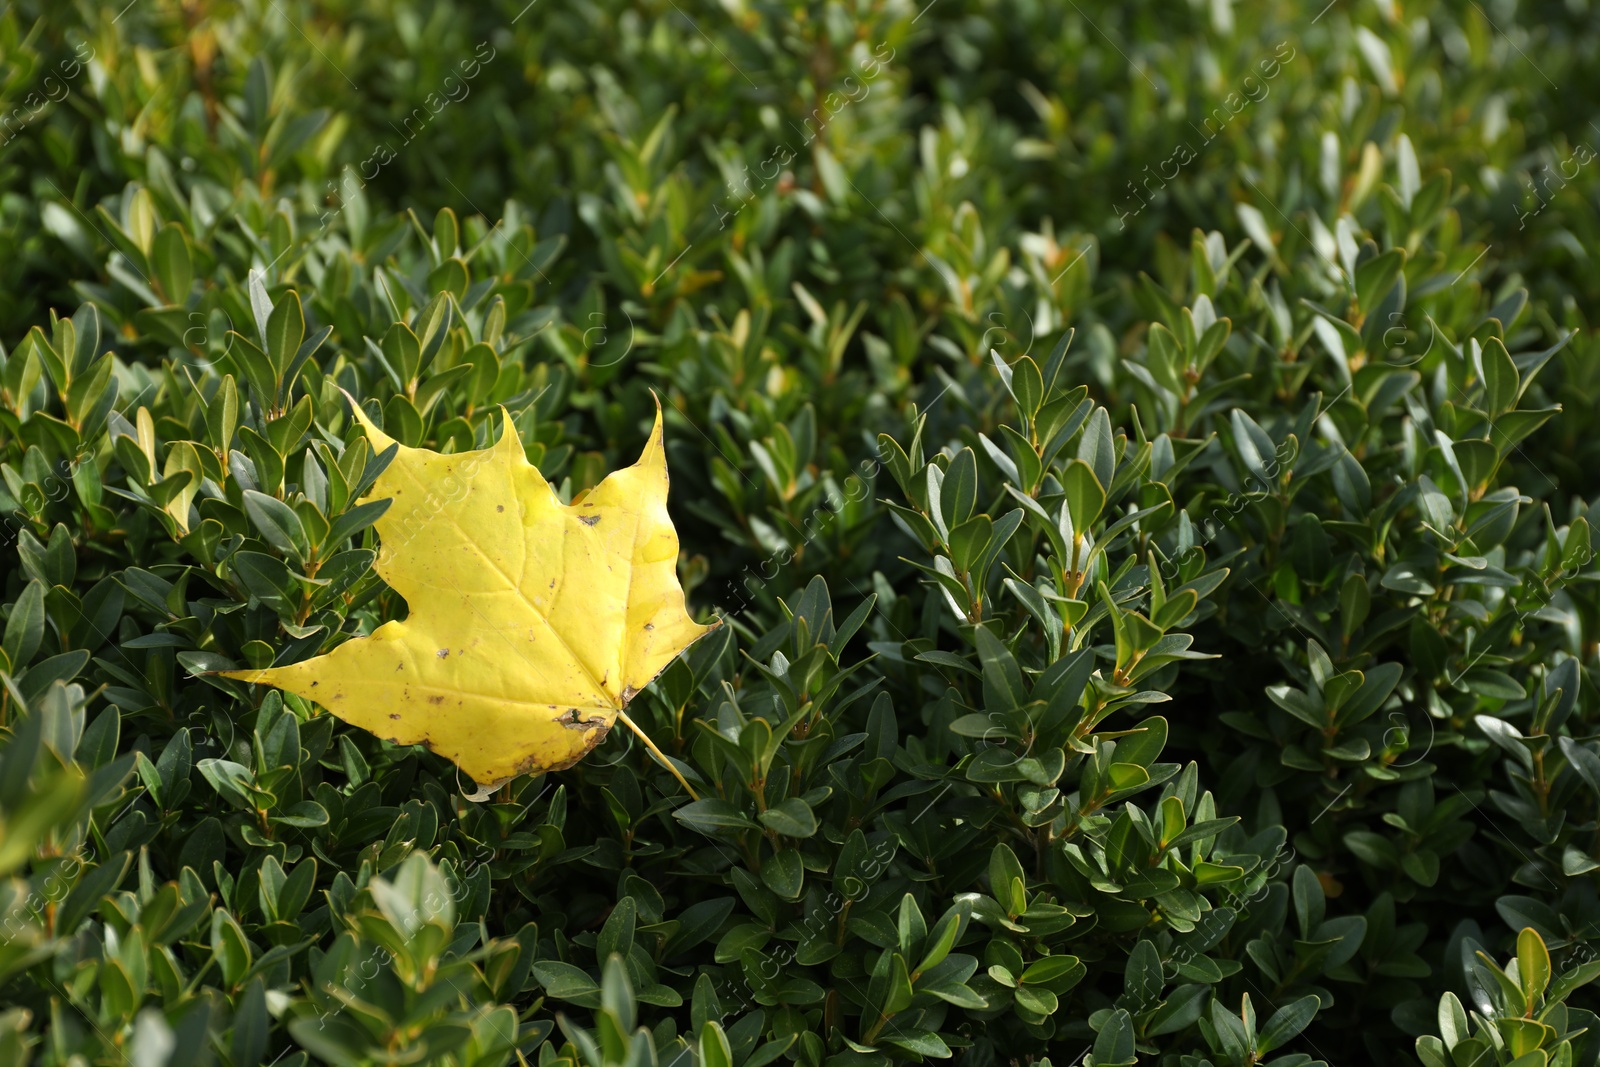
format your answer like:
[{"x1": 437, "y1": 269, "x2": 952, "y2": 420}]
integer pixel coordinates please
[
  {"x1": 644, "y1": 623, "x2": 654, "y2": 630},
  {"x1": 390, "y1": 713, "x2": 401, "y2": 720},
  {"x1": 558, "y1": 707, "x2": 608, "y2": 730},
  {"x1": 437, "y1": 649, "x2": 449, "y2": 658},
  {"x1": 497, "y1": 505, "x2": 505, "y2": 512},
  {"x1": 428, "y1": 695, "x2": 444, "y2": 704},
  {"x1": 580, "y1": 515, "x2": 601, "y2": 526}
]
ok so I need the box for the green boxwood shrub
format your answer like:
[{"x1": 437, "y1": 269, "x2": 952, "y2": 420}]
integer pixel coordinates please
[{"x1": 4, "y1": 1, "x2": 1600, "y2": 1066}]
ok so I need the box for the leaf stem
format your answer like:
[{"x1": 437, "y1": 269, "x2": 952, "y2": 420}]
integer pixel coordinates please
[{"x1": 617, "y1": 710, "x2": 701, "y2": 800}]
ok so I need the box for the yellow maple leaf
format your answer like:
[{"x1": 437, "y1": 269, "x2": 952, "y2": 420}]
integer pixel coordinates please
[{"x1": 223, "y1": 398, "x2": 716, "y2": 798}]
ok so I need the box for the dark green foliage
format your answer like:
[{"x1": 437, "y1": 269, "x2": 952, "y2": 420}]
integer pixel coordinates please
[{"x1": 5, "y1": 1, "x2": 1600, "y2": 1065}]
